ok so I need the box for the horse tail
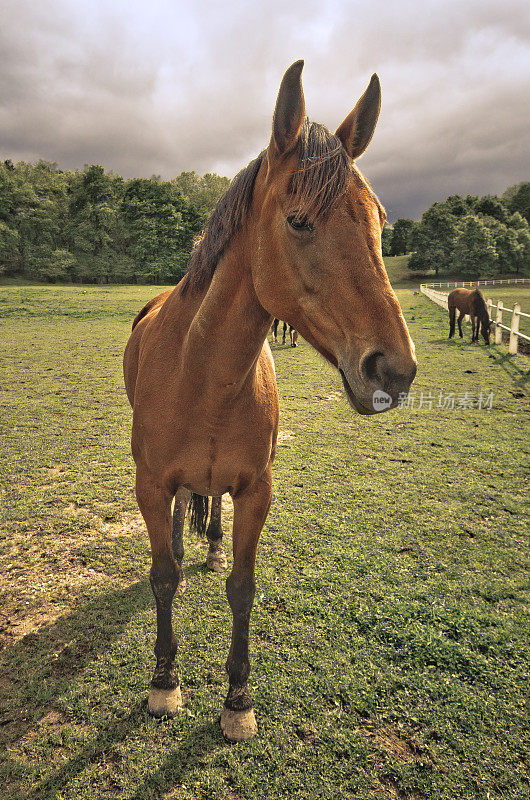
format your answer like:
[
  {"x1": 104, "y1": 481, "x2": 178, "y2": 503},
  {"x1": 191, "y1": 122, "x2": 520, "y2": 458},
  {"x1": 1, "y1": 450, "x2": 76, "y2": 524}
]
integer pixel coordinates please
[{"x1": 188, "y1": 493, "x2": 210, "y2": 536}]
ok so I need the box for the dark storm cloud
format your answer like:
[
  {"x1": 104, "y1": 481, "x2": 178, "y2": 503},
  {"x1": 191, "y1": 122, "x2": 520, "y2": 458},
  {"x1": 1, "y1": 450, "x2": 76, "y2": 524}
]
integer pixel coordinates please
[{"x1": 1, "y1": 0, "x2": 529, "y2": 219}]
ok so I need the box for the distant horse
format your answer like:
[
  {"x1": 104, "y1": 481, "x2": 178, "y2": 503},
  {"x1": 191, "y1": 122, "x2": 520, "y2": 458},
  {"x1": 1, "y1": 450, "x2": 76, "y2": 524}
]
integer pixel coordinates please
[
  {"x1": 272, "y1": 318, "x2": 298, "y2": 346},
  {"x1": 123, "y1": 61, "x2": 416, "y2": 742},
  {"x1": 448, "y1": 288, "x2": 491, "y2": 344}
]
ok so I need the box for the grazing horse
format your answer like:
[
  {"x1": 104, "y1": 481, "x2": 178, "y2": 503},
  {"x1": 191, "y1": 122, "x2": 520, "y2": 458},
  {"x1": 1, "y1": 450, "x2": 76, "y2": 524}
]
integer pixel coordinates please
[
  {"x1": 123, "y1": 61, "x2": 416, "y2": 742},
  {"x1": 448, "y1": 288, "x2": 491, "y2": 344},
  {"x1": 272, "y1": 318, "x2": 298, "y2": 346}
]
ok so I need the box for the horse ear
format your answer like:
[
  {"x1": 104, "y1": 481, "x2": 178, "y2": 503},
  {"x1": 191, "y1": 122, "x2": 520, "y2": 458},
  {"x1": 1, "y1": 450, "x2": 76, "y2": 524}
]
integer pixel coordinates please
[
  {"x1": 270, "y1": 60, "x2": 305, "y2": 157},
  {"x1": 335, "y1": 74, "x2": 381, "y2": 160}
]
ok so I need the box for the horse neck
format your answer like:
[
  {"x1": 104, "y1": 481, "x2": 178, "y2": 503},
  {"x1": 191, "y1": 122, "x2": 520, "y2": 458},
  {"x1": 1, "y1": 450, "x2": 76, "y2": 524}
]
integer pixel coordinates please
[{"x1": 182, "y1": 245, "x2": 272, "y2": 393}]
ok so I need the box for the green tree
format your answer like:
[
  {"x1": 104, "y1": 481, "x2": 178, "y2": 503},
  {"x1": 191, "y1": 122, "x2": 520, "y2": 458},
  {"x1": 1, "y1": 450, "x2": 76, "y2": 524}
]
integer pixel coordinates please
[
  {"x1": 390, "y1": 218, "x2": 414, "y2": 255},
  {"x1": 173, "y1": 171, "x2": 230, "y2": 225},
  {"x1": 381, "y1": 226, "x2": 392, "y2": 256},
  {"x1": 408, "y1": 203, "x2": 459, "y2": 275},
  {"x1": 480, "y1": 216, "x2": 521, "y2": 274},
  {"x1": 502, "y1": 183, "x2": 530, "y2": 224},
  {"x1": 0, "y1": 220, "x2": 19, "y2": 274},
  {"x1": 35, "y1": 249, "x2": 78, "y2": 282},
  {"x1": 453, "y1": 215, "x2": 498, "y2": 278},
  {"x1": 445, "y1": 194, "x2": 476, "y2": 217},
  {"x1": 68, "y1": 165, "x2": 124, "y2": 283},
  {"x1": 514, "y1": 225, "x2": 530, "y2": 275},
  {"x1": 475, "y1": 195, "x2": 509, "y2": 224},
  {"x1": 121, "y1": 178, "x2": 199, "y2": 283}
]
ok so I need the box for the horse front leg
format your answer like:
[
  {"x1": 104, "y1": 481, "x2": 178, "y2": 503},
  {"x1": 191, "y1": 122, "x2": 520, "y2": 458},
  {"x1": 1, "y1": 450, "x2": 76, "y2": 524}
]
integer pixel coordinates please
[
  {"x1": 206, "y1": 496, "x2": 228, "y2": 572},
  {"x1": 136, "y1": 466, "x2": 183, "y2": 717},
  {"x1": 458, "y1": 312, "x2": 464, "y2": 338},
  {"x1": 221, "y1": 466, "x2": 272, "y2": 742}
]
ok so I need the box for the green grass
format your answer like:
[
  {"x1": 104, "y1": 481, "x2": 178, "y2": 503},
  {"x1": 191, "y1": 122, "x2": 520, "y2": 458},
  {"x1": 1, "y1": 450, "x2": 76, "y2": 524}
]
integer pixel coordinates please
[
  {"x1": 382, "y1": 255, "x2": 417, "y2": 286},
  {"x1": 0, "y1": 284, "x2": 529, "y2": 800}
]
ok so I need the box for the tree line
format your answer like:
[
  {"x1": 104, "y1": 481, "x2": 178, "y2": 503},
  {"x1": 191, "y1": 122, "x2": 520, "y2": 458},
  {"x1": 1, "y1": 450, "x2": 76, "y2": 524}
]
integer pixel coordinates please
[
  {"x1": 1, "y1": 157, "x2": 529, "y2": 283},
  {"x1": 382, "y1": 184, "x2": 530, "y2": 277},
  {"x1": 0, "y1": 159, "x2": 229, "y2": 283}
]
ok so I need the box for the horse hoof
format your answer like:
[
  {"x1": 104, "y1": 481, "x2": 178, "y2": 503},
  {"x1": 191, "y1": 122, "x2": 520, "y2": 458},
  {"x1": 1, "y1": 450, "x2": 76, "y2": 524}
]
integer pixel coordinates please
[
  {"x1": 176, "y1": 575, "x2": 187, "y2": 596},
  {"x1": 148, "y1": 686, "x2": 183, "y2": 718},
  {"x1": 207, "y1": 551, "x2": 228, "y2": 572},
  {"x1": 220, "y1": 708, "x2": 257, "y2": 742}
]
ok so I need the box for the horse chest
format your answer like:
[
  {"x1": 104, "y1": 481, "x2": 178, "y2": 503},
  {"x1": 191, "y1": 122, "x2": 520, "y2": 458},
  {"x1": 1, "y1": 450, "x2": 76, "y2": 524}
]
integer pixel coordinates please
[{"x1": 141, "y1": 393, "x2": 276, "y2": 496}]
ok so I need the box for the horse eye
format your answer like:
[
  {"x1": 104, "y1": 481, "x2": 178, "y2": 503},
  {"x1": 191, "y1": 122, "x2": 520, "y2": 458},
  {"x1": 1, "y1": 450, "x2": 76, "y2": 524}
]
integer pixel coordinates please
[{"x1": 287, "y1": 214, "x2": 314, "y2": 233}]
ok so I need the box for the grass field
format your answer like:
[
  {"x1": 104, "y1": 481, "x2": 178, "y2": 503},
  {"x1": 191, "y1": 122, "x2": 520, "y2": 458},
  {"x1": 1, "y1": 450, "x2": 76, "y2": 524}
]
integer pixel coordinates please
[
  {"x1": 0, "y1": 283, "x2": 529, "y2": 800},
  {"x1": 382, "y1": 256, "x2": 417, "y2": 287}
]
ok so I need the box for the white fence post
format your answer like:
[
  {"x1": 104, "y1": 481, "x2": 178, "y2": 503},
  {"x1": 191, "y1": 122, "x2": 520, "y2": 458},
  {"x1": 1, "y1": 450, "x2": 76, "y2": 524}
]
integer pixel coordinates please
[
  {"x1": 509, "y1": 303, "x2": 521, "y2": 354},
  {"x1": 495, "y1": 301, "x2": 503, "y2": 345}
]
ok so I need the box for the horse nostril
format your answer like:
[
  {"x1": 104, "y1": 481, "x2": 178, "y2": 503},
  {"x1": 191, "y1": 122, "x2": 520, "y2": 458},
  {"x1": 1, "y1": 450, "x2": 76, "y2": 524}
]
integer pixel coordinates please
[
  {"x1": 360, "y1": 350, "x2": 417, "y2": 394},
  {"x1": 360, "y1": 350, "x2": 385, "y2": 384}
]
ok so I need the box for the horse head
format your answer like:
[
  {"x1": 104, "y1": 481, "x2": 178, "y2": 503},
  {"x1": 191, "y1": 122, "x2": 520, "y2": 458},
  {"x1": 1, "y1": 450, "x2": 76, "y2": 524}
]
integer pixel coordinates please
[{"x1": 249, "y1": 61, "x2": 416, "y2": 414}]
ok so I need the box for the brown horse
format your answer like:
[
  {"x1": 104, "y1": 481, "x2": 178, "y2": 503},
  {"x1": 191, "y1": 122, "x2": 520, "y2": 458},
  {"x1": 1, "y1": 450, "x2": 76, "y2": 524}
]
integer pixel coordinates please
[
  {"x1": 272, "y1": 318, "x2": 298, "y2": 346},
  {"x1": 448, "y1": 288, "x2": 491, "y2": 344},
  {"x1": 123, "y1": 60, "x2": 416, "y2": 742}
]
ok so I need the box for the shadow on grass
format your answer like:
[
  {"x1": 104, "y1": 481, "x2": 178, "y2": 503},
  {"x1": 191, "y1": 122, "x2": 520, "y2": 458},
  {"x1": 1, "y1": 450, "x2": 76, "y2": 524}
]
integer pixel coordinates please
[
  {"x1": 488, "y1": 346, "x2": 530, "y2": 389},
  {"x1": 429, "y1": 337, "x2": 479, "y2": 346},
  {"x1": 128, "y1": 721, "x2": 225, "y2": 800},
  {"x1": 22, "y1": 716, "x2": 223, "y2": 800},
  {"x1": 0, "y1": 576, "x2": 228, "y2": 800},
  {"x1": 21, "y1": 711, "x2": 223, "y2": 800},
  {"x1": 22, "y1": 702, "x2": 146, "y2": 800},
  {"x1": 0, "y1": 580, "x2": 152, "y2": 752},
  {"x1": 430, "y1": 338, "x2": 530, "y2": 388}
]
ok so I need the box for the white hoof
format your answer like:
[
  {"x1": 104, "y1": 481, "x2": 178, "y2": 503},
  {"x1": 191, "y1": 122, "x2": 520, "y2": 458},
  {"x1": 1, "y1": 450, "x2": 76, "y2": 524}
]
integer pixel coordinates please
[
  {"x1": 206, "y1": 550, "x2": 228, "y2": 572},
  {"x1": 147, "y1": 686, "x2": 182, "y2": 718},
  {"x1": 220, "y1": 708, "x2": 258, "y2": 742}
]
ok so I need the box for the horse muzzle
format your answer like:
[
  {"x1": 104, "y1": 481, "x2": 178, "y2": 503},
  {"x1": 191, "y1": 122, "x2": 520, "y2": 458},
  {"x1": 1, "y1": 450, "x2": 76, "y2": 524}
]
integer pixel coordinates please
[{"x1": 339, "y1": 349, "x2": 417, "y2": 415}]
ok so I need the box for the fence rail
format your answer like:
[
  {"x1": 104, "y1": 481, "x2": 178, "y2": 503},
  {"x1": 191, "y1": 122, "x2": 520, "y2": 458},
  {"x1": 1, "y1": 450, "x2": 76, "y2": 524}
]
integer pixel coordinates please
[
  {"x1": 420, "y1": 278, "x2": 530, "y2": 290},
  {"x1": 419, "y1": 280, "x2": 530, "y2": 354}
]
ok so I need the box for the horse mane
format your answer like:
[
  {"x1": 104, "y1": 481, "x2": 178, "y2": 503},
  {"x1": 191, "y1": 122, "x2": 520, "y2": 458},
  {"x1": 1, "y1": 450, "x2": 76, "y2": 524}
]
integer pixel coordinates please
[
  {"x1": 180, "y1": 118, "x2": 350, "y2": 294},
  {"x1": 473, "y1": 289, "x2": 490, "y2": 324}
]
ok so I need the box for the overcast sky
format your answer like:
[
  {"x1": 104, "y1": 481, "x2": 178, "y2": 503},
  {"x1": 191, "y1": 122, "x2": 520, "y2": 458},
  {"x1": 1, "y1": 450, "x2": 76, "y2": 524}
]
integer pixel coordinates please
[{"x1": 1, "y1": 0, "x2": 529, "y2": 220}]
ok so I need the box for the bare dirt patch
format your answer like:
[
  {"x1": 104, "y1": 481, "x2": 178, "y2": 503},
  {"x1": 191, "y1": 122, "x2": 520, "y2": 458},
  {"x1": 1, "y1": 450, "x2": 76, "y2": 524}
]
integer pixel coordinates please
[
  {"x1": 46, "y1": 464, "x2": 68, "y2": 477},
  {"x1": 361, "y1": 723, "x2": 434, "y2": 764},
  {"x1": 277, "y1": 429, "x2": 294, "y2": 444},
  {"x1": 374, "y1": 779, "x2": 425, "y2": 800},
  {"x1": 0, "y1": 510, "x2": 146, "y2": 647},
  {"x1": 221, "y1": 493, "x2": 234, "y2": 525}
]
